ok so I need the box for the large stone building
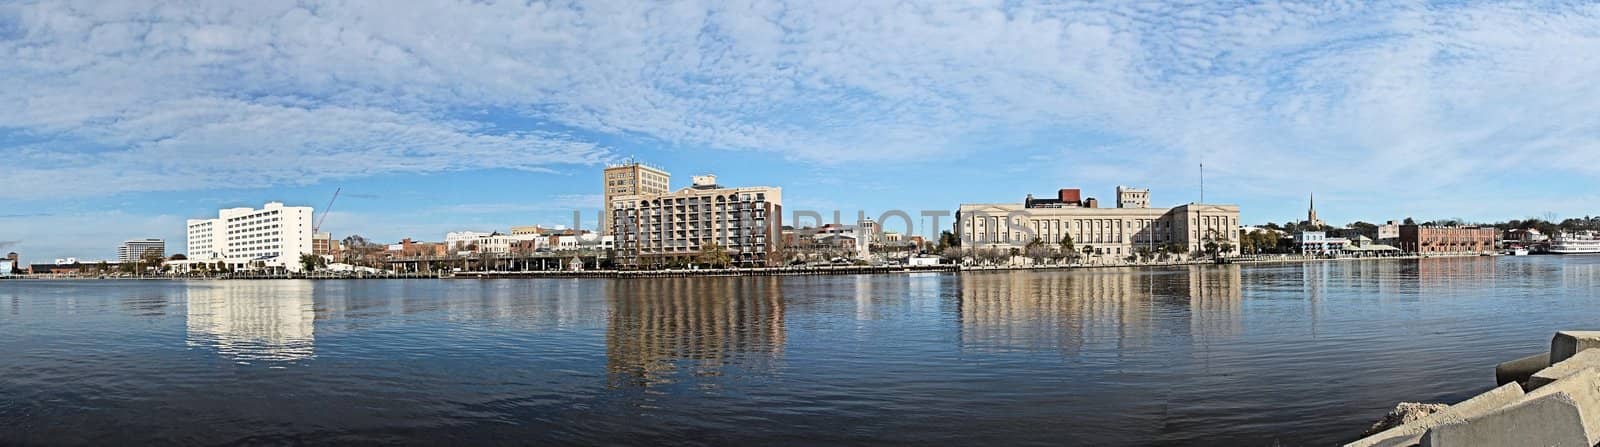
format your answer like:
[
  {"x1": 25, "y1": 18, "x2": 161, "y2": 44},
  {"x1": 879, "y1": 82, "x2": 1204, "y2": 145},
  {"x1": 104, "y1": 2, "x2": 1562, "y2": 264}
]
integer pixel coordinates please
[
  {"x1": 1398, "y1": 225, "x2": 1496, "y2": 254},
  {"x1": 601, "y1": 161, "x2": 671, "y2": 236},
  {"x1": 956, "y1": 186, "x2": 1241, "y2": 258},
  {"x1": 610, "y1": 174, "x2": 782, "y2": 268},
  {"x1": 186, "y1": 202, "x2": 315, "y2": 272}
]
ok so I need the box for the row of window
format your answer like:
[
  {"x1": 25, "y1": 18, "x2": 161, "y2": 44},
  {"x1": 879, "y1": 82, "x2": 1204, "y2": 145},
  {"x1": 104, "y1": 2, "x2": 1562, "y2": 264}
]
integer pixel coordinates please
[{"x1": 226, "y1": 209, "x2": 281, "y2": 223}]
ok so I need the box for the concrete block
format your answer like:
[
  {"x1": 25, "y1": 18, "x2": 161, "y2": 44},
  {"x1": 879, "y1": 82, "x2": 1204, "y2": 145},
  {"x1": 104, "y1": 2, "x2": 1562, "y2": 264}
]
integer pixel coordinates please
[
  {"x1": 1421, "y1": 393, "x2": 1589, "y2": 447},
  {"x1": 1422, "y1": 368, "x2": 1600, "y2": 447},
  {"x1": 1529, "y1": 349, "x2": 1600, "y2": 391},
  {"x1": 1345, "y1": 383, "x2": 1524, "y2": 447},
  {"x1": 1495, "y1": 351, "x2": 1548, "y2": 386},
  {"x1": 1550, "y1": 331, "x2": 1600, "y2": 364}
]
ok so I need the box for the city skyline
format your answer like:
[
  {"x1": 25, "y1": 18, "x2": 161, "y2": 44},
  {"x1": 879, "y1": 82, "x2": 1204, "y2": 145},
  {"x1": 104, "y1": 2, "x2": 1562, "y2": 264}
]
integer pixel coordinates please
[{"x1": 6, "y1": 1, "x2": 1600, "y2": 260}]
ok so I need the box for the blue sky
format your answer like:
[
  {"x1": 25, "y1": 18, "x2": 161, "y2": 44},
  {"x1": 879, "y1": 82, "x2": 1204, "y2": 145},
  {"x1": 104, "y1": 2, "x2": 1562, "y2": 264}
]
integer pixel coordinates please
[{"x1": 4, "y1": 0, "x2": 1600, "y2": 261}]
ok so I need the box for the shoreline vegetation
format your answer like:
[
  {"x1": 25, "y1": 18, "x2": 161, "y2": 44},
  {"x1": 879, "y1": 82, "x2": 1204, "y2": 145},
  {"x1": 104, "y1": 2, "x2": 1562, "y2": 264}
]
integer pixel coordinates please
[{"x1": 1, "y1": 252, "x2": 1496, "y2": 281}]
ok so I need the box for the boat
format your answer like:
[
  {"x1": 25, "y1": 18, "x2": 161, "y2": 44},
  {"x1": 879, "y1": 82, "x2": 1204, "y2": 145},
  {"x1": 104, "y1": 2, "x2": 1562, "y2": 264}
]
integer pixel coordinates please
[
  {"x1": 1506, "y1": 248, "x2": 1530, "y2": 256},
  {"x1": 1549, "y1": 233, "x2": 1600, "y2": 254}
]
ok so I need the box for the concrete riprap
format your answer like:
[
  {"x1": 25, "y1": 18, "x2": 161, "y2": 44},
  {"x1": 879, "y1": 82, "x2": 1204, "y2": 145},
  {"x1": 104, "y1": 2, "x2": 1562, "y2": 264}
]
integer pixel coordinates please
[
  {"x1": 1355, "y1": 332, "x2": 1600, "y2": 447},
  {"x1": 1421, "y1": 368, "x2": 1600, "y2": 447},
  {"x1": 1495, "y1": 351, "x2": 1548, "y2": 386},
  {"x1": 1344, "y1": 383, "x2": 1524, "y2": 447},
  {"x1": 1551, "y1": 331, "x2": 1600, "y2": 364},
  {"x1": 1529, "y1": 349, "x2": 1600, "y2": 391}
]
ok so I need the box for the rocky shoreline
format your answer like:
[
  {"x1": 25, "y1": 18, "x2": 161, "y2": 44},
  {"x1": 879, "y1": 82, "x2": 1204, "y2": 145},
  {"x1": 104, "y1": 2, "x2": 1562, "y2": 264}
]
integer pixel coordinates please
[{"x1": 1348, "y1": 331, "x2": 1600, "y2": 446}]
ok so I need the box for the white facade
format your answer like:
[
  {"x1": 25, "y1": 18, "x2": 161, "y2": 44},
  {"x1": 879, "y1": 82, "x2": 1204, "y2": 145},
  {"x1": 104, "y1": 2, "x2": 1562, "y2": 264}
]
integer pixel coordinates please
[
  {"x1": 443, "y1": 231, "x2": 538, "y2": 254},
  {"x1": 551, "y1": 234, "x2": 615, "y2": 251},
  {"x1": 186, "y1": 202, "x2": 315, "y2": 272},
  {"x1": 118, "y1": 239, "x2": 166, "y2": 262}
]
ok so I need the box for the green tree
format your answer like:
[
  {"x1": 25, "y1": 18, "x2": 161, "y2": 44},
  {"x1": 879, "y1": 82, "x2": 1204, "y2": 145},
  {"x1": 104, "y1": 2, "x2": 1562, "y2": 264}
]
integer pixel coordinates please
[
  {"x1": 299, "y1": 254, "x2": 327, "y2": 272},
  {"x1": 1164, "y1": 243, "x2": 1185, "y2": 261},
  {"x1": 1025, "y1": 243, "x2": 1051, "y2": 265},
  {"x1": 1058, "y1": 234, "x2": 1075, "y2": 255},
  {"x1": 697, "y1": 242, "x2": 731, "y2": 268},
  {"x1": 937, "y1": 230, "x2": 961, "y2": 251}
]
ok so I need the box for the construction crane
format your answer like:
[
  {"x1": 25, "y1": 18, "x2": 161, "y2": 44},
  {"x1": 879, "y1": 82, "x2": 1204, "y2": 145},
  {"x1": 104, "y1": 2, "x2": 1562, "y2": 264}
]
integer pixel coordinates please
[{"x1": 314, "y1": 187, "x2": 340, "y2": 234}]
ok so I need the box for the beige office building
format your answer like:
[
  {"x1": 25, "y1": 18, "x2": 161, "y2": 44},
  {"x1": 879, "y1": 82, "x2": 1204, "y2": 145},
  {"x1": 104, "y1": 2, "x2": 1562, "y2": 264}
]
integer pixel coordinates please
[
  {"x1": 610, "y1": 175, "x2": 783, "y2": 268},
  {"x1": 956, "y1": 186, "x2": 1239, "y2": 257},
  {"x1": 601, "y1": 162, "x2": 671, "y2": 235}
]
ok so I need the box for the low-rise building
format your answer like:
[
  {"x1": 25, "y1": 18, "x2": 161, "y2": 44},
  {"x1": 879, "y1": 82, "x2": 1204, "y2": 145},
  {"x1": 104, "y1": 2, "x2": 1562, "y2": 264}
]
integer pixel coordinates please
[
  {"x1": 1398, "y1": 225, "x2": 1496, "y2": 254},
  {"x1": 1295, "y1": 231, "x2": 1348, "y2": 255},
  {"x1": 1503, "y1": 228, "x2": 1548, "y2": 245},
  {"x1": 386, "y1": 238, "x2": 448, "y2": 258}
]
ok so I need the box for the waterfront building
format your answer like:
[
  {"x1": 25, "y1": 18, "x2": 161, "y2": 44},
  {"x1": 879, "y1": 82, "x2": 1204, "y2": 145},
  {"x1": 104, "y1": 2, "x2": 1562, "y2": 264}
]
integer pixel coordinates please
[
  {"x1": 444, "y1": 231, "x2": 522, "y2": 255},
  {"x1": 1503, "y1": 228, "x2": 1548, "y2": 245},
  {"x1": 185, "y1": 202, "x2": 315, "y2": 272},
  {"x1": 0, "y1": 260, "x2": 11, "y2": 276},
  {"x1": 601, "y1": 161, "x2": 672, "y2": 236},
  {"x1": 1398, "y1": 225, "x2": 1496, "y2": 254},
  {"x1": 549, "y1": 234, "x2": 614, "y2": 252},
  {"x1": 1294, "y1": 231, "x2": 1347, "y2": 255},
  {"x1": 386, "y1": 238, "x2": 448, "y2": 258},
  {"x1": 4, "y1": 252, "x2": 18, "y2": 274},
  {"x1": 956, "y1": 186, "x2": 1240, "y2": 258},
  {"x1": 117, "y1": 238, "x2": 166, "y2": 262},
  {"x1": 609, "y1": 174, "x2": 782, "y2": 268}
]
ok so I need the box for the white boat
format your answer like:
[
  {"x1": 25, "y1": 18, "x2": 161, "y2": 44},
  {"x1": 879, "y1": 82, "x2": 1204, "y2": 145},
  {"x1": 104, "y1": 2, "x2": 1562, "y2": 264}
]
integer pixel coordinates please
[
  {"x1": 1508, "y1": 248, "x2": 1530, "y2": 256},
  {"x1": 1549, "y1": 233, "x2": 1600, "y2": 254}
]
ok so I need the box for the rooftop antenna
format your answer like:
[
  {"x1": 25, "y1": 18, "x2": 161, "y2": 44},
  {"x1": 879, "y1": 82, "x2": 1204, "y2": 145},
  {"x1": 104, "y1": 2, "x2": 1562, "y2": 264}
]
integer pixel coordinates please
[{"x1": 1199, "y1": 162, "x2": 1205, "y2": 204}]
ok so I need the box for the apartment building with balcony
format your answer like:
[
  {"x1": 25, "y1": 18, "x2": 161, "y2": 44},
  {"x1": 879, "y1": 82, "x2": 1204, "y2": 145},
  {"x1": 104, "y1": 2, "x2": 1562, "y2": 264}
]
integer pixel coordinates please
[{"x1": 609, "y1": 174, "x2": 783, "y2": 269}]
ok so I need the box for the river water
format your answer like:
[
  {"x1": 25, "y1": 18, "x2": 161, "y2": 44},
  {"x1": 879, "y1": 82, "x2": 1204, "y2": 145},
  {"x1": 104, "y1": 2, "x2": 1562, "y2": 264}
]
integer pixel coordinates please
[{"x1": 4, "y1": 256, "x2": 1599, "y2": 446}]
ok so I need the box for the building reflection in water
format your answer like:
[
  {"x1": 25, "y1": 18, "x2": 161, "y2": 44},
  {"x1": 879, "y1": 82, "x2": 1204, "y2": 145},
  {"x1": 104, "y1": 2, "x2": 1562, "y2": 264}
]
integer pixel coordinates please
[
  {"x1": 185, "y1": 280, "x2": 316, "y2": 362},
  {"x1": 605, "y1": 277, "x2": 785, "y2": 388},
  {"x1": 958, "y1": 266, "x2": 1242, "y2": 354},
  {"x1": 1185, "y1": 265, "x2": 1244, "y2": 342}
]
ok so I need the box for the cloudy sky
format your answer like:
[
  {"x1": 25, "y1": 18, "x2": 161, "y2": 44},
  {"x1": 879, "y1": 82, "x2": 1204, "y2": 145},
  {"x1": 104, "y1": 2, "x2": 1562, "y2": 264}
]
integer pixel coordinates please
[{"x1": 3, "y1": 0, "x2": 1600, "y2": 260}]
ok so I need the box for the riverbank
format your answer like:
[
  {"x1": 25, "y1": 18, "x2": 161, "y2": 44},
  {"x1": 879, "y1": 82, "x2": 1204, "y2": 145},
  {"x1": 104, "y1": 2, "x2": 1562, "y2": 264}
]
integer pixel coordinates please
[
  {"x1": 0, "y1": 252, "x2": 1500, "y2": 281},
  {"x1": 1346, "y1": 331, "x2": 1600, "y2": 446}
]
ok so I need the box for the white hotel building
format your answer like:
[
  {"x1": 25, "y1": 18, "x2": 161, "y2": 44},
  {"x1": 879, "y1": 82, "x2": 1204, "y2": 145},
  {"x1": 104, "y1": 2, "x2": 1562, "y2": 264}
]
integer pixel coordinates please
[{"x1": 186, "y1": 202, "x2": 315, "y2": 272}]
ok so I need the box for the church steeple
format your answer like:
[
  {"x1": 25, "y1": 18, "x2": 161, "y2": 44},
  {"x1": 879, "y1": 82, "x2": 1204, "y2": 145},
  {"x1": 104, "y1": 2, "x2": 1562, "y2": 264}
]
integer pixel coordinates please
[{"x1": 1307, "y1": 193, "x2": 1321, "y2": 229}]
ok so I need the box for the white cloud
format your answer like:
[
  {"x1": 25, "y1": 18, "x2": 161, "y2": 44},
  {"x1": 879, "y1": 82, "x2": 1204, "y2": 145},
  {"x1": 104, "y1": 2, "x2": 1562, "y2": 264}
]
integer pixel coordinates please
[{"x1": 2, "y1": 0, "x2": 1599, "y2": 212}]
